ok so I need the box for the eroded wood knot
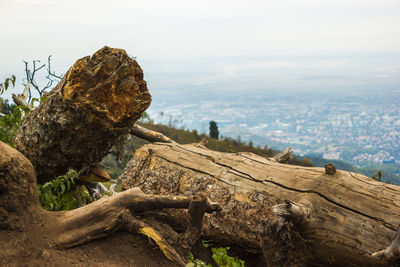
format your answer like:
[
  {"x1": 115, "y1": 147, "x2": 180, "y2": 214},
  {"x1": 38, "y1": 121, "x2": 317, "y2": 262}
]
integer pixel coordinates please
[{"x1": 325, "y1": 163, "x2": 336, "y2": 175}]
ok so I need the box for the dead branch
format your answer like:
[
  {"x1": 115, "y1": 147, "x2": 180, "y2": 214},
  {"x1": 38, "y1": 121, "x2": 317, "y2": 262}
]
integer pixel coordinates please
[
  {"x1": 22, "y1": 56, "x2": 62, "y2": 101},
  {"x1": 46, "y1": 55, "x2": 63, "y2": 80},
  {"x1": 23, "y1": 60, "x2": 46, "y2": 100},
  {"x1": 269, "y1": 147, "x2": 293, "y2": 163},
  {"x1": 130, "y1": 123, "x2": 176, "y2": 143},
  {"x1": 372, "y1": 223, "x2": 400, "y2": 260}
]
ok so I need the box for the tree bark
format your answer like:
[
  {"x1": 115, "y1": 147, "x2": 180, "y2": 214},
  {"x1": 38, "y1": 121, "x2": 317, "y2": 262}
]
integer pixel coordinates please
[
  {"x1": 119, "y1": 142, "x2": 400, "y2": 266},
  {"x1": 15, "y1": 46, "x2": 151, "y2": 183}
]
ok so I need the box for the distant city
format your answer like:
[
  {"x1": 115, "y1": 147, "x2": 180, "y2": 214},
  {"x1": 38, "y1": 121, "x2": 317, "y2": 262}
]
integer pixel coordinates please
[{"x1": 147, "y1": 90, "x2": 400, "y2": 170}]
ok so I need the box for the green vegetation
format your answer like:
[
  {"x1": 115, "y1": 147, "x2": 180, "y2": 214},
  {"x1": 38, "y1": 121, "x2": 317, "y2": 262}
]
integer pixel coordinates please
[
  {"x1": 0, "y1": 105, "x2": 27, "y2": 146},
  {"x1": 186, "y1": 244, "x2": 245, "y2": 267},
  {"x1": 360, "y1": 163, "x2": 400, "y2": 183},
  {"x1": 210, "y1": 246, "x2": 245, "y2": 267},
  {"x1": 0, "y1": 96, "x2": 46, "y2": 147},
  {"x1": 186, "y1": 254, "x2": 209, "y2": 267},
  {"x1": 0, "y1": 75, "x2": 16, "y2": 94},
  {"x1": 0, "y1": 76, "x2": 27, "y2": 147},
  {"x1": 37, "y1": 169, "x2": 92, "y2": 211},
  {"x1": 0, "y1": 97, "x2": 16, "y2": 115},
  {"x1": 372, "y1": 170, "x2": 382, "y2": 182},
  {"x1": 0, "y1": 76, "x2": 46, "y2": 146}
]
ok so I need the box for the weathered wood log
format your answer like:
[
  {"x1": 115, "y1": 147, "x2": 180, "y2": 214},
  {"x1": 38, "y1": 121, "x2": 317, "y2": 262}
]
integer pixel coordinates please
[
  {"x1": 119, "y1": 142, "x2": 400, "y2": 266},
  {"x1": 15, "y1": 46, "x2": 151, "y2": 183},
  {"x1": 1, "y1": 141, "x2": 222, "y2": 266}
]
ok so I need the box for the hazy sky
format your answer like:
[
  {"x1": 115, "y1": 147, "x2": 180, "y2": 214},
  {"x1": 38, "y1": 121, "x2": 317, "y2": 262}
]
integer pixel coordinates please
[{"x1": 1, "y1": 0, "x2": 400, "y2": 97}]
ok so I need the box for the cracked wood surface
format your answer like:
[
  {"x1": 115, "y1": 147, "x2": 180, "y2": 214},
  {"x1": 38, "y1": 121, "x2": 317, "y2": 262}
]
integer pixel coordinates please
[{"x1": 119, "y1": 142, "x2": 400, "y2": 266}]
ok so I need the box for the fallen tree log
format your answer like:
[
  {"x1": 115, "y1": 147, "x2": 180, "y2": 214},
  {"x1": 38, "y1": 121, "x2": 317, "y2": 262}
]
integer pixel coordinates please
[
  {"x1": 15, "y1": 46, "x2": 151, "y2": 183},
  {"x1": 1, "y1": 141, "x2": 222, "y2": 266},
  {"x1": 119, "y1": 142, "x2": 400, "y2": 266}
]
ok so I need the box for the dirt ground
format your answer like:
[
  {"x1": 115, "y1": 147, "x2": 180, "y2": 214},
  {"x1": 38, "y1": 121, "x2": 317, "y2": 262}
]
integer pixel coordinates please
[{"x1": 0, "y1": 229, "x2": 178, "y2": 267}]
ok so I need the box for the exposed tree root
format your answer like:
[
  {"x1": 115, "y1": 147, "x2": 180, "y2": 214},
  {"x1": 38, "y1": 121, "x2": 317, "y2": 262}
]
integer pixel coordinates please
[
  {"x1": 372, "y1": 223, "x2": 400, "y2": 263},
  {"x1": 52, "y1": 188, "x2": 220, "y2": 266}
]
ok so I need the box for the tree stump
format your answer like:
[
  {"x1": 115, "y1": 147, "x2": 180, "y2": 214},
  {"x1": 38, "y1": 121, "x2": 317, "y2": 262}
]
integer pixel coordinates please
[{"x1": 15, "y1": 46, "x2": 151, "y2": 183}]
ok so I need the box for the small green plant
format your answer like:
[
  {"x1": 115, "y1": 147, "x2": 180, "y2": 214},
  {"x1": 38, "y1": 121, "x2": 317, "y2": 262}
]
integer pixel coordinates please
[
  {"x1": 186, "y1": 253, "x2": 210, "y2": 267},
  {"x1": 29, "y1": 96, "x2": 47, "y2": 108},
  {"x1": 372, "y1": 170, "x2": 382, "y2": 182},
  {"x1": 0, "y1": 105, "x2": 28, "y2": 146},
  {"x1": 0, "y1": 97, "x2": 45, "y2": 147},
  {"x1": 0, "y1": 76, "x2": 31, "y2": 146},
  {"x1": 37, "y1": 169, "x2": 91, "y2": 211},
  {"x1": 0, "y1": 74, "x2": 50, "y2": 146},
  {"x1": 211, "y1": 247, "x2": 244, "y2": 267},
  {"x1": 0, "y1": 75, "x2": 16, "y2": 94},
  {"x1": 186, "y1": 242, "x2": 245, "y2": 267}
]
